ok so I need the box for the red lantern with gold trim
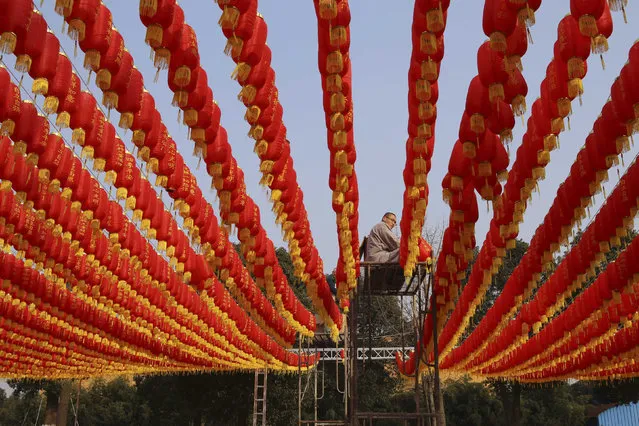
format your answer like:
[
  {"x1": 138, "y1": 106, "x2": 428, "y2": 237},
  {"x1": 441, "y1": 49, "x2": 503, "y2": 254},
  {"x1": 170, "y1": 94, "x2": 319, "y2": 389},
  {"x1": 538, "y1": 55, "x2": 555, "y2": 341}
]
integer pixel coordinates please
[
  {"x1": 0, "y1": 70, "x2": 21, "y2": 136},
  {"x1": 483, "y1": 0, "x2": 519, "y2": 52},
  {"x1": 13, "y1": 12, "x2": 47, "y2": 74},
  {"x1": 28, "y1": 32, "x2": 61, "y2": 97},
  {"x1": 78, "y1": 4, "x2": 113, "y2": 72},
  {"x1": 0, "y1": 0, "x2": 33, "y2": 55}
]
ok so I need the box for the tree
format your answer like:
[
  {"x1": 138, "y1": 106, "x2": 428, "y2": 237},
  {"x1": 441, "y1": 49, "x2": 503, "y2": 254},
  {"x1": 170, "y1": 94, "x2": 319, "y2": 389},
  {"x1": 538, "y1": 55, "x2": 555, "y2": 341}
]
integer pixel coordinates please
[
  {"x1": 443, "y1": 379, "x2": 503, "y2": 426},
  {"x1": 77, "y1": 378, "x2": 150, "y2": 426}
]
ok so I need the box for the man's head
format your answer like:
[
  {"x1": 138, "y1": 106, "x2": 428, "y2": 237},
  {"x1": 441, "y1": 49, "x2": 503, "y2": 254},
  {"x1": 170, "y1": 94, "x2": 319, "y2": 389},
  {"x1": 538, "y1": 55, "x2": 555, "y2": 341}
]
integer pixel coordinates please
[{"x1": 382, "y1": 212, "x2": 397, "y2": 229}]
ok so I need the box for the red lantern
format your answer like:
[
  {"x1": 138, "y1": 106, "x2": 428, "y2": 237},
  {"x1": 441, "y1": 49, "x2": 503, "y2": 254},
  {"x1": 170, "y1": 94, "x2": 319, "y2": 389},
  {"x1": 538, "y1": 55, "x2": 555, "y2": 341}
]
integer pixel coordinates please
[
  {"x1": 78, "y1": 4, "x2": 113, "y2": 72},
  {"x1": 12, "y1": 12, "x2": 47, "y2": 74},
  {"x1": 0, "y1": 70, "x2": 21, "y2": 136},
  {"x1": 43, "y1": 54, "x2": 74, "y2": 116},
  {"x1": 95, "y1": 31, "x2": 125, "y2": 90},
  {"x1": 0, "y1": 0, "x2": 32, "y2": 55},
  {"x1": 167, "y1": 24, "x2": 200, "y2": 88},
  {"x1": 570, "y1": 0, "x2": 606, "y2": 37},
  {"x1": 477, "y1": 41, "x2": 509, "y2": 104},
  {"x1": 28, "y1": 32, "x2": 61, "y2": 97},
  {"x1": 64, "y1": 0, "x2": 100, "y2": 42},
  {"x1": 483, "y1": 0, "x2": 519, "y2": 52}
]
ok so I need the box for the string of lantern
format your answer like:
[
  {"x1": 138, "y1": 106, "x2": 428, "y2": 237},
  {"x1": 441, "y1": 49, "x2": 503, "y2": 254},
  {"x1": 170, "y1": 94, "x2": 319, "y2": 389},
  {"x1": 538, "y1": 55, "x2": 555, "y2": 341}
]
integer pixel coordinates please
[{"x1": 137, "y1": 0, "x2": 340, "y2": 338}]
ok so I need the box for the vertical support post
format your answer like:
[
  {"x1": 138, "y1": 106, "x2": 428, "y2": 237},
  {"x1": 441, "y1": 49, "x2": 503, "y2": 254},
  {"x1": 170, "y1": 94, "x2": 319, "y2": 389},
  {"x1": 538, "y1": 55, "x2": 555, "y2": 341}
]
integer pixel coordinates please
[
  {"x1": 431, "y1": 272, "x2": 443, "y2": 426},
  {"x1": 349, "y1": 271, "x2": 360, "y2": 426},
  {"x1": 262, "y1": 370, "x2": 268, "y2": 425},
  {"x1": 298, "y1": 339, "x2": 302, "y2": 425},
  {"x1": 314, "y1": 358, "x2": 318, "y2": 424}
]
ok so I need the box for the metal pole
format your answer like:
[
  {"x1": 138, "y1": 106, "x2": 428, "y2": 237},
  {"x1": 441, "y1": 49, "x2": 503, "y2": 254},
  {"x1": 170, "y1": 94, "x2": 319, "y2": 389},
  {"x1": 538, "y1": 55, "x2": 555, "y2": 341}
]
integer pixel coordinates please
[
  {"x1": 431, "y1": 272, "x2": 443, "y2": 426},
  {"x1": 314, "y1": 359, "x2": 318, "y2": 424},
  {"x1": 298, "y1": 339, "x2": 303, "y2": 425},
  {"x1": 350, "y1": 282, "x2": 359, "y2": 426}
]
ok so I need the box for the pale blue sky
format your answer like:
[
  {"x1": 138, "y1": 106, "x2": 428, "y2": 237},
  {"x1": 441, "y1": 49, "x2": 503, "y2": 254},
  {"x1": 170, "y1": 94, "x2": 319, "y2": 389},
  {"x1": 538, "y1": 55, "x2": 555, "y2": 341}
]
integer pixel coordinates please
[{"x1": 32, "y1": 1, "x2": 639, "y2": 272}]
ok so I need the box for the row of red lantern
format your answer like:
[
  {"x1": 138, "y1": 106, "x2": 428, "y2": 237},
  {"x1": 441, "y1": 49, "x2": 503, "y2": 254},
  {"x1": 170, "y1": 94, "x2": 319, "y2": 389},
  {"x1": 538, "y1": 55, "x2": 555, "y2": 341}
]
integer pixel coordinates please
[
  {"x1": 0, "y1": 46, "x2": 300, "y2": 354},
  {"x1": 514, "y1": 266, "x2": 639, "y2": 382},
  {"x1": 0, "y1": 250, "x2": 251, "y2": 375},
  {"x1": 399, "y1": 0, "x2": 448, "y2": 278},
  {"x1": 436, "y1": 24, "x2": 632, "y2": 374},
  {"x1": 0, "y1": 119, "x2": 295, "y2": 368},
  {"x1": 311, "y1": 0, "x2": 360, "y2": 312},
  {"x1": 204, "y1": 0, "x2": 345, "y2": 330},
  {"x1": 430, "y1": 6, "x2": 616, "y2": 370},
  {"x1": 0, "y1": 179, "x2": 317, "y2": 371},
  {"x1": 0, "y1": 56, "x2": 308, "y2": 369},
  {"x1": 135, "y1": 0, "x2": 327, "y2": 337},
  {"x1": 406, "y1": 0, "x2": 535, "y2": 371},
  {"x1": 36, "y1": 0, "x2": 315, "y2": 343},
  {"x1": 431, "y1": 0, "x2": 539, "y2": 328},
  {"x1": 448, "y1": 146, "x2": 639, "y2": 377},
  {"x1": 0, "y1": 222, "x2": 224, "y2": 369},
  {"x1": 395, "y1": 0, "x2": 540, "y2": 377},
  {"x1": 483, "y1": 229, "x2": 639, "y2": 380},
  {"x1": 0, "y1": 145, "x2": 277, "y2": 369}
]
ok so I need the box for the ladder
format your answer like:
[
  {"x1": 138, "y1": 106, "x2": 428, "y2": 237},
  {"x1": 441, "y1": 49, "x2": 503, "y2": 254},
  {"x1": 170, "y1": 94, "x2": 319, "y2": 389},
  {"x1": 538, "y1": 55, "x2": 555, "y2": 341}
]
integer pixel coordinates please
[{"x1": 252, "y1": 369, "x2": 268, "y2": 426}]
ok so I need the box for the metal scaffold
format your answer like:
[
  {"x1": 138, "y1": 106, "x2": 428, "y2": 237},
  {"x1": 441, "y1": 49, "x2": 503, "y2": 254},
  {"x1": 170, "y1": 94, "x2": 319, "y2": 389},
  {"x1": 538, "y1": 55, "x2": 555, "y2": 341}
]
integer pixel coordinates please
[{"x1": 289, "y1": 262, "x2": 443, "y2": 425}]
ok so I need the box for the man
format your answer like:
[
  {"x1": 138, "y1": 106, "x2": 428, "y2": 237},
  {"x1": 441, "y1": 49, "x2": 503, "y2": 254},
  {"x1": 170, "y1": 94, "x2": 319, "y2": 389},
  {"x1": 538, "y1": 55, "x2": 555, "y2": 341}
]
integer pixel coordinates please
[{"x1": 364, "y1": 212, "x2": 400, "y2": 263}]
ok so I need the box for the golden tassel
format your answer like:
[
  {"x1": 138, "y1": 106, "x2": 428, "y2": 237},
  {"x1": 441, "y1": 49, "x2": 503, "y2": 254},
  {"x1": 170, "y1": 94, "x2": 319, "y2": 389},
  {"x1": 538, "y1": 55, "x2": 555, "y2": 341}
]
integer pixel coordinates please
[
  {"x1": 579, "y1": 15, "x2": 599, "y2": 37},
  {"x1": 139, "y1": 0, "x2": 158, "y2": 17},
  {"x1": 326, "y1": 51, "x2": 344, "y2": 74},
  {"x1": 0, "y1": 32, "x2": 17, "y2": 55},
  {"x1": 95, "y1": 69, "x2": 112, "y2": 90},
  {"x1": 245, "y1": 105, "x2": 261, "y2": 124},
  {"x1": 32, "y1": 78, "x2": 49, "y2": 96},
  {"x1": 470, "y1": 114, "x2": 485, "y2": 133},
  {"x1": 171, "y1": 91, "x2": 188, "y2": 108},
  {"x1": 489, "y1": 84, "x2": 505, "y2": 104},
  {"x1": 14, "y1": 55, "x2": 32, "y2": 73},
  {"x1": 238, "y1": 85, "x2": 257, "y2": 104},
  {"x1": 118, "y1": 112, "x2": 134, "y2": 130},
  {"x1": 420, "y1": 32, "x2": 437, "y2": 55},
  {"x1": 231, "y1": 62, "x2": 251, "y2": 83},
  {"x1": 83, "y1": 50, "x2": 100, "y2": 71},
  {"x1": 330, "y1": 113, "x2": 345, "y2": 131},
  {"x1": 319, "y1": 0, "x2": 338, "y2": 19},
  {"x1": 330, "y1": 26, "x2": 348, "y2": 48},
  {"x1": 1, "y1": 119, "x2": 16, "y2": 136},
  {"x1": 421, "y1": 60, "x2": 439, "y2": 81},
  {"x1": 330, "y1": 92, "x2": 346, "y2": 112},
  {"x1": 145, "y1": 24, "x2": 163, "y2": 47},
  {"x1": 489, "y1": 31, "x2": 507, "y2": 52}
]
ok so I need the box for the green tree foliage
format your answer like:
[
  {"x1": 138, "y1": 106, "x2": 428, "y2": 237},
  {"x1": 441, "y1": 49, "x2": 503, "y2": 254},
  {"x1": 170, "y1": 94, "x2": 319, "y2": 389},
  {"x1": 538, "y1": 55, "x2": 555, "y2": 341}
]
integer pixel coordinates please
[
  {"x1": 77, "y1": 378, "x2": 150, "y2": 426},
  {"x1": 443, "y1": 379, "x2": 503, "y2": 426}
]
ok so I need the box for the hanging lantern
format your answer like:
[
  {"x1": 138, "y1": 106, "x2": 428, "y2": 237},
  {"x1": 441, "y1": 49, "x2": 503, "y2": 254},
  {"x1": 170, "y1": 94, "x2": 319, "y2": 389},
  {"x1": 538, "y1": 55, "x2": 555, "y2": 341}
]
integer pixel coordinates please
[
  {"x1": 0, "y1": 69, "x2": 21, "y2": 136},
  {"x1": 64, "y1": 0, "x2": 100, "y2": 42},
  {"x1": 67, "y1": 91, "x2": 99, "y2": 145},
  {"x1": 570, "y1": 0, "x2": 606, "y2": 38},
  {"x1": 27, "y1": 32, "x2": 61, "y2": 97},
  {"x1": 78, "y1": 5, "x2": 113, "y2": 72},
  {"x1": 12, "y1": 12, "x2": 47, "y2": 74},
  {"x1": 483, "y1": 0, "x2": 519, "y2": 52},
  {"x1": 505, "y1": 18, "x2": 528, "y2": 72},
  {"x1": 592, "y1": 2, "x2": 613, "y2": 56},
  {"x1": 477, "y1": 41, "x2": 509, "y2": 104},
  {"x1": 101, "y1": 51, "x2": 133, "y2": 110},
  {"x1": 147, "y1": 6, "x2": 184, "y2": 70},
  {"x1": 465, "y1": 76, "x2": 491, "y2": 134},
  {"x1": 115, "y1": 68, "x2": 144, "y2": 130},
  {"x1": 95, "y1": 32, "x2": 125, "y2": 90},
  {"x1": 167, "y1": 24, "x2": 200, "y2": 88},
  {"x1": 0, "y1": 0, "x2": 32, "y2": 55},
  {"x1": 504, "y1": 67, "x2": 528, "y2": 116},
  {"x1": 43, "y1": 54, "x2": 74, "y2": 116},
  {"x1": 219, "y1": 0, "x2": 258, "y2": 42}
]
